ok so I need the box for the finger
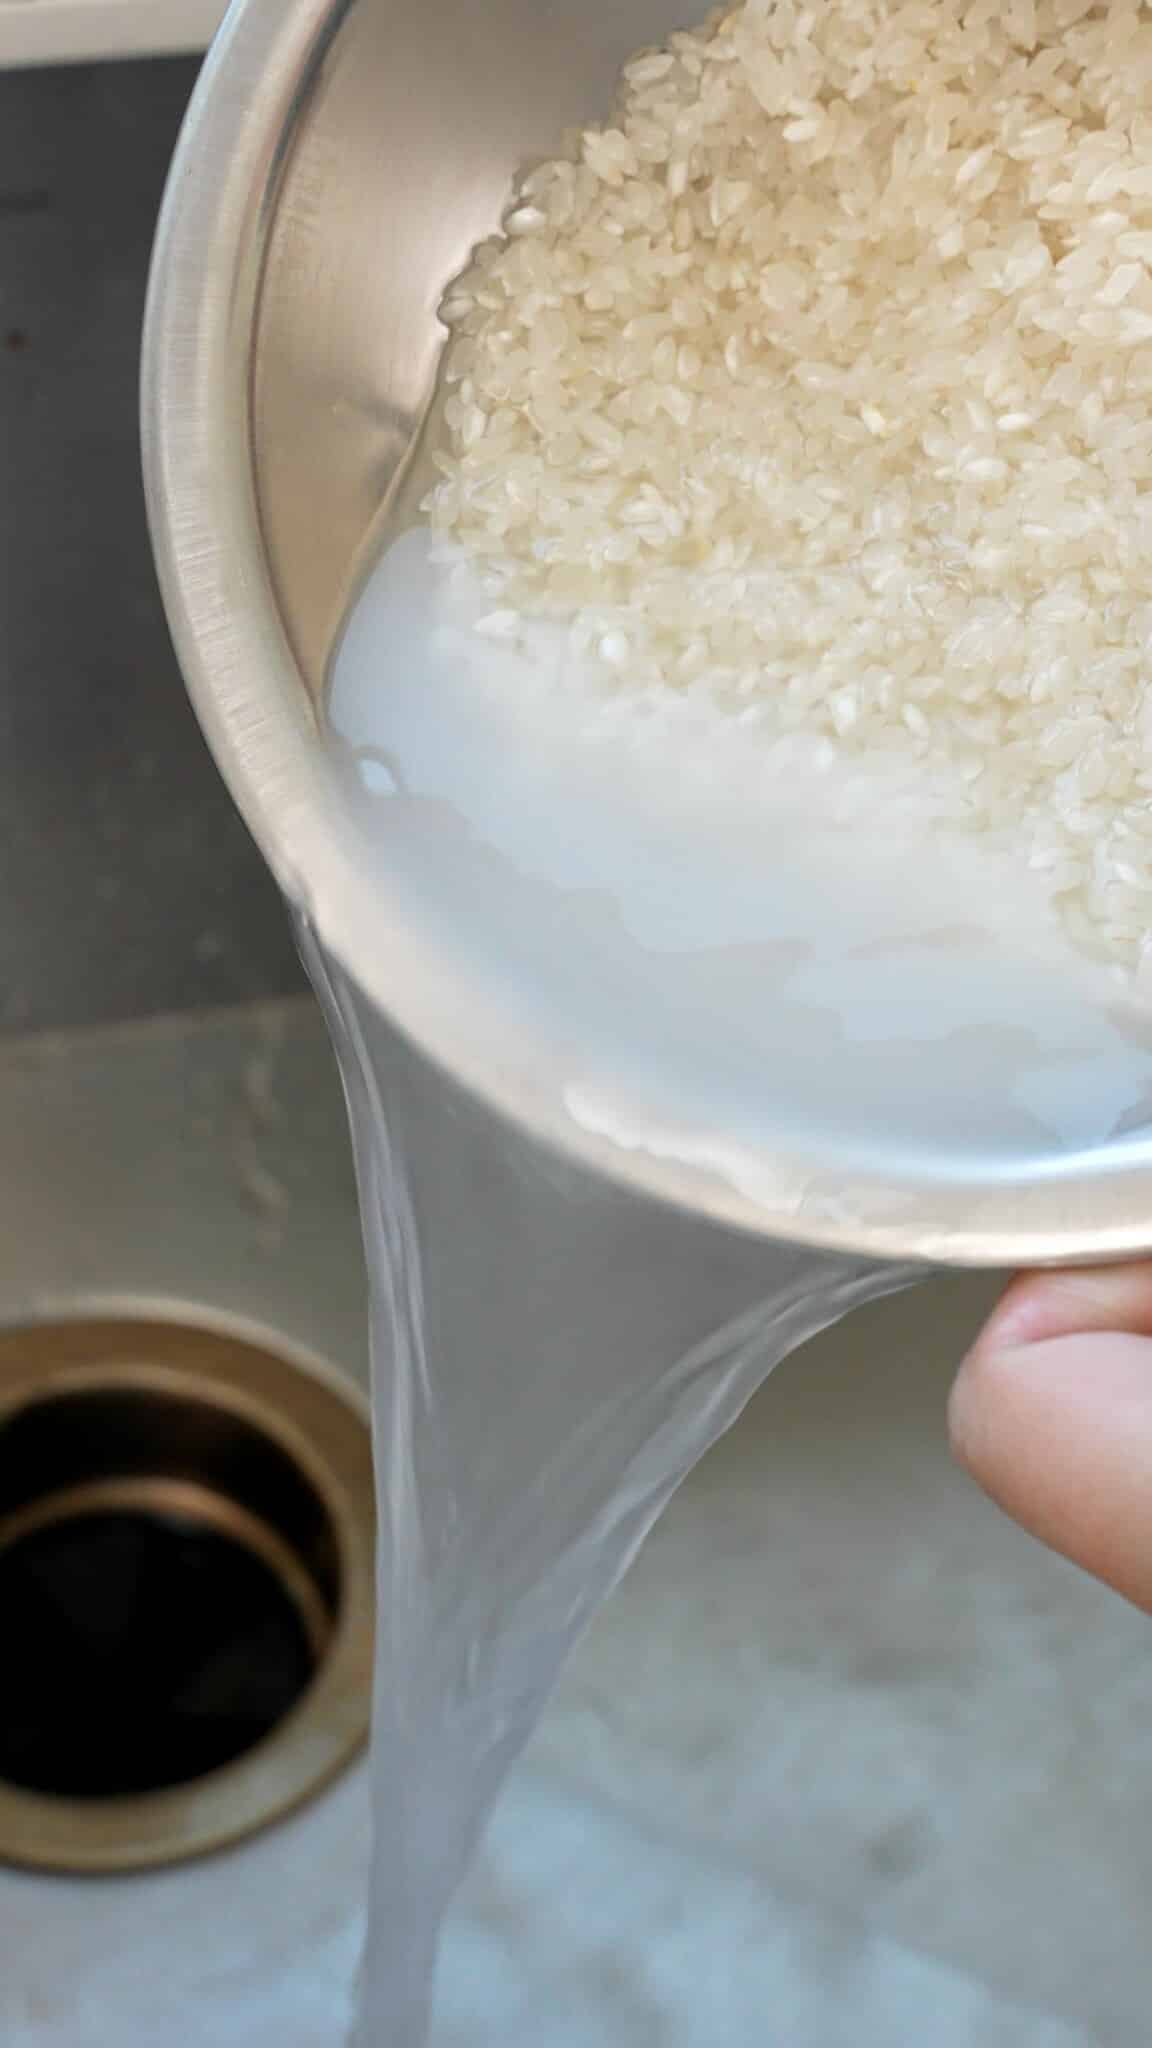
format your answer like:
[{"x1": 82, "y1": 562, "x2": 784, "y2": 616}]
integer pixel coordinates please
[
  {"x1": 951, "y1": 1269, "x2": 1152, "y2": 1615},
  {"x1": 971, "y1": 1262, "x2": 1152, "y2": 1352}
]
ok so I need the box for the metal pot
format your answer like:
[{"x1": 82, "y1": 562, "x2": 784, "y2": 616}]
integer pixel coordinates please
[{"x1": 143, "y1": 0, "x2": 1152, "y2": 1266}]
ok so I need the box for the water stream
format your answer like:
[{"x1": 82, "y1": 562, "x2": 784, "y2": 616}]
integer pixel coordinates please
[{"x1": 307, "y1": 930, "x2": 913, "y2": 2043}]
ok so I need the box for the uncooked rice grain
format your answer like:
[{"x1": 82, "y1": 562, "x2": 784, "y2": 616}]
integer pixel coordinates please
[{"x1": 427, "y1": 0, "x2": 1152, "y2": 973}]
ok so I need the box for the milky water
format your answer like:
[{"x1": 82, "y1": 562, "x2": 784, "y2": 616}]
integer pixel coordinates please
[
  {"x1": 329, "y1": 527, "x2": 1152, "y2": 1179},
  {"x1": 317, "y1": 527, "x2": 1152, "y2": 2044}
]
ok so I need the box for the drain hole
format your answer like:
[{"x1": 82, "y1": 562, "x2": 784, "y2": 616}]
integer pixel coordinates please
[
  {"x1": 0, "y1": 1386, "x2": 341, "y2": 1803},
  {"x1": 0, "y1": 1501, "x2": 320, "y2": 1800},
  {"x1": 0, "y1": 1322, "x2": 374, "y2": 1873}
]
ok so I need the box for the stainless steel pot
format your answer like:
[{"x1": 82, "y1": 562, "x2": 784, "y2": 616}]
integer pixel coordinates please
[{"x1": 143, "y1": 0, "x2": 1152, "y2": 1265}]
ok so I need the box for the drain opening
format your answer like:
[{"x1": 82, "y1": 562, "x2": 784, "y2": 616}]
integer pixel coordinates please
[
  {"x1": 0, "y1": 1493, "x2": 322, "y2": 1801},
  {"x1": 0, "y1": 1320, "x2": 375, "y2": 1873}
]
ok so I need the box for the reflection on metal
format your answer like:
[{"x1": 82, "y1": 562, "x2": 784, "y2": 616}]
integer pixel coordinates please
[{"x1": 0, "y1": 1316, "x2": 374, "y2": 1873}]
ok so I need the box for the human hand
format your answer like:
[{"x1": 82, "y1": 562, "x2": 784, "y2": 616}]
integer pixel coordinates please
[{"x1": 951, "y1": 1265, "x2": 1152, "y2": 1614}]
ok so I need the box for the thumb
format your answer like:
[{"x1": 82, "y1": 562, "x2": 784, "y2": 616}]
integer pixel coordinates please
[{"x1": 950, "y1": 1264, "x2": 1152, "y2": 1615}]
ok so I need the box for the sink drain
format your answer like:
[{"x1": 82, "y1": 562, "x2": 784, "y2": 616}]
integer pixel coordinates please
[{"x1": 0, "y1": 1318, "x2": 374, "y2": 1872}]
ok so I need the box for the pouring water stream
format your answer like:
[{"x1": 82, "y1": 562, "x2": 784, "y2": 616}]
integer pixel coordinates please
[{"x1": 308, "y1": 926, "x2": 917, "y2": 2044}]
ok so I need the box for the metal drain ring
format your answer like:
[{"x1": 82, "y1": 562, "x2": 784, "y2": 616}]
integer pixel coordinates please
[{"x1": 0, "y1": 1316, "x2": 375, "y2": 1873}]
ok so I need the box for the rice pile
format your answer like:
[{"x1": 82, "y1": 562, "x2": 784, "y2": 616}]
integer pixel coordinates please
[{"x1": 427, "y1": 0, "x2": 1152, "y2": 972}]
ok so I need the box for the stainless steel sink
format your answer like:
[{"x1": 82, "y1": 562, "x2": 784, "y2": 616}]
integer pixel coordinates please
[
  {"x1": 0, "y1": 1001, "x2": 376, "y2": 2048},
  {"x1": 0, "y1": 54, "x2": 305, "y2": 1039},
  {"x1": 10, "y1": 983, "x2": 1152, "y2": 2045},
  {"x1": 0, "y1": 58, "x2": 374, "y2": 2047},
  {"x1": 4, "y1": 49, "x2": 1152, "y2": 2048}
]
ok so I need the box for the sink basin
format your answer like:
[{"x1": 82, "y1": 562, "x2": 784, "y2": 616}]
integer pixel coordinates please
[
  {"x1": 466, "y1": 1280, "x2": 1152, "y2": 2047},
  {"x1": 3, "y1": 46, "x2": 1152, "y2": 2048},
  {"x1": 3, "y1": 1001, "x2": 1150, "y2": 2044},
  {"x1": 0, "y1": 54, "x2": 304, "y2": 1039},
  {"x1": 0, "y1": 999, "x2": 373, "y2": 2048},
  {"x1": 0, "y1": 55, "x2": 369, "y2": 2046}
]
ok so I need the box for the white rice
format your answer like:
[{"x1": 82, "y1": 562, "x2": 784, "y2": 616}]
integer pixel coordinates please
[{"x1": 427, "y1": 0, "x2": 1152, "y2": 972}]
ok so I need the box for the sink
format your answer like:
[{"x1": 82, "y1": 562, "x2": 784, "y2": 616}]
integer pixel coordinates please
[
  {"x1": 462, "y1": 1280, "x2": 1152, "y2": 2047},
  {"x1": 0, "y1": 54, "x2": 371, "y2": 2048},
  {"x1": 3, "y1": 1001, "x2": 1148, "y2": 2047},
  {"x1": 0, "y1": 1001, "x2": 373, "y2": 2047},
  {"x1": 3, "y1": 48, "x2": 1152, "y2": 2048},
  {"x1": 0, "y1": 54, "x2": 305, "y2": 1038}
]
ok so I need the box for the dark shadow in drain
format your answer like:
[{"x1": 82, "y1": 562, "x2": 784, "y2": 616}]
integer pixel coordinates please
[
  {"x1": 0, "y1": 1506, "x2": 319, "y2": 1799},
  {"x1": 0, "y1": 1386, "x2": 342, "y2": 1803}
]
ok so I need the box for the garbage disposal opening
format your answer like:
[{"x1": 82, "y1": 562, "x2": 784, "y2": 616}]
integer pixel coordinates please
[{"x1": 0, "y1": 1318, "x2": 374, "y2": 1872}]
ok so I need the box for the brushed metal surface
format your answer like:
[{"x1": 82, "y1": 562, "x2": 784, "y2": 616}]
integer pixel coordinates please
[
  {"x1": 0, "y1": 56, "x2": 306, "y2": 1036},
  {"x1": 0, "y1": 996, "x2": 365, "y2": 1371},
  {"x1": 0, "y1": 3, "x2": 225, "y2": 69}
]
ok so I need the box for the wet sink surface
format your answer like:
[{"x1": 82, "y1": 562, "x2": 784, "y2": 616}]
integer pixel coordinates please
[{"x1": 3, "y1": 1005, "x2": 1150, "y2": 2045}]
